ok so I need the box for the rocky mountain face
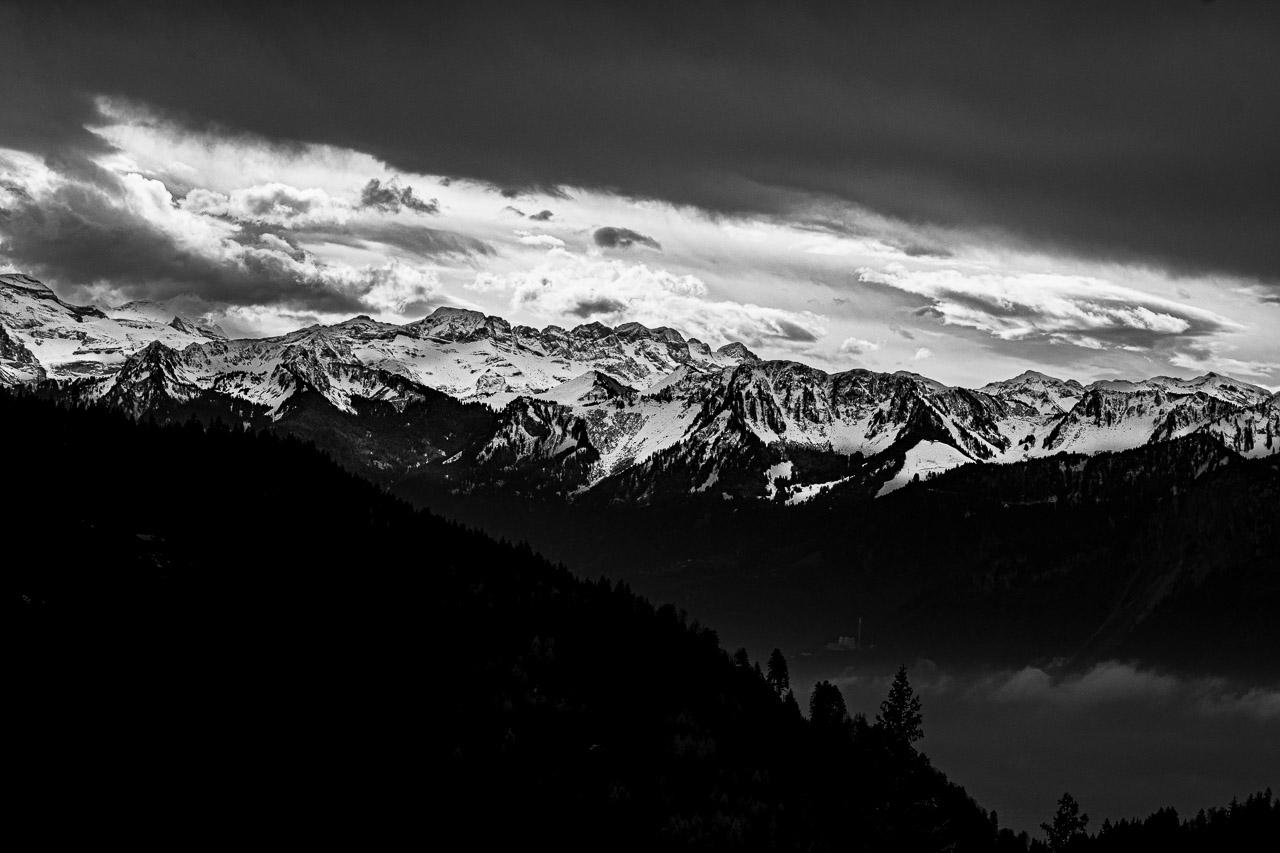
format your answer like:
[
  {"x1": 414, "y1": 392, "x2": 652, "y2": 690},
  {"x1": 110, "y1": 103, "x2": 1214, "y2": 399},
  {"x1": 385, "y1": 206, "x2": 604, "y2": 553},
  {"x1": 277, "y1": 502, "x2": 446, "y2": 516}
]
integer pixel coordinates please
[
  {"x1": 0, "y1": 274, "x2": 215, "y2": 380},
  {"x1": 4, "y1": 273, "x2": 1277, "y2": 502}
]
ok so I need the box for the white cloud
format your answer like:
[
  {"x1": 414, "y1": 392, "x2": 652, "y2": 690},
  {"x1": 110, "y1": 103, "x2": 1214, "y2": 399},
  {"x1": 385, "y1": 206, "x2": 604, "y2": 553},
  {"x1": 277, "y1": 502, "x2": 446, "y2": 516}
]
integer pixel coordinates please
[
  {"x1": 913, "y1": 347, "x2": 933, "y2": 360},
  {"x1": 980, "y1": 661, "x2": 1280, "y2": 722},
  {"x1": 839, "y1": 337, "x2": 880, "y2": 356},
  {"x1": 1169, "y1": 343, "x2": 1280, "y2": 380},
  {"x1": 257, "y1": 233, "x2": 296, "y2": 254},
  {"x1": 855, "y1": 264, "x2": 1233, "y2": 348},
  {"x1": 357, "y1": 261, "x2": 442, "y2": 314},
  {"x1": 514, "y1": 231, "x2": 566, "y2": 249},
  {"x1": 471, "y1": 249, "x2": 826, "y2": 347},
  {"x1": 181, "y1": 182, "x2": 354, "y2": 228}
]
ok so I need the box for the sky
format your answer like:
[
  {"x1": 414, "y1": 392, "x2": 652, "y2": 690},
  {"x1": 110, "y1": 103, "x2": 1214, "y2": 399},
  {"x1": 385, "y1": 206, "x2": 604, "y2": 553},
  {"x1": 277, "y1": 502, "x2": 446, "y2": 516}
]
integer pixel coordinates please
[{"x1": 1, "y1": 1, "x2": 1278, "y2": 389}]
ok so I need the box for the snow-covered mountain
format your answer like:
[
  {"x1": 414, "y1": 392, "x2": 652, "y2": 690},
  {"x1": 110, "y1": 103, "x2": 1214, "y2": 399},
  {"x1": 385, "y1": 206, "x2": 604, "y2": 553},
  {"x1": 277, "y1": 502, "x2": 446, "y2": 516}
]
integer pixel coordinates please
[
  {"x1": 3, "y1": 273, "x2": 1276, "y2": 502},
  {"x1": 0, "y1": 274, "x2": 216, "y2": 380},
  {"x1": 448, "y1": 357, "x2": 1274, "y2": 502},
  {"x1": 979, "y1": 369, "x2": 1085, "y2": 415}
]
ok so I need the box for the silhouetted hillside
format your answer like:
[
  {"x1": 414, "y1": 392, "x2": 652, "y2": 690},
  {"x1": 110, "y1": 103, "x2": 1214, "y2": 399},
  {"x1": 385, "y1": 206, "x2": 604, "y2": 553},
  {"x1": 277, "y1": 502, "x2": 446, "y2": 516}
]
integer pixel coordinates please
[
  {"x1": 396, "y1": 436, "x2": 1280, "y2": 677},
  {"x1": 5, "y1": 391, "x2": 1001, "y2": 849},
  {"x1": 9, "y1": 392, "x2": 1275, "y2": 849}
]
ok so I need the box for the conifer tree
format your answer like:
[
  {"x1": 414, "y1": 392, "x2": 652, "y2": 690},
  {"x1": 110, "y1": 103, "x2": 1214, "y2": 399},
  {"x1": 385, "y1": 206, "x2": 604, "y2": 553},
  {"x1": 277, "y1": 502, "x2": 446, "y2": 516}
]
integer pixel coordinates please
[
  {"x1": 876, "y1": 665, "x2": 923, "y2": 745},
  {"x1": 783, "y1": 689, "x2": 801, "y2": 718},
  {"x1": 766, "y1": 648, "x2": 789, "y2": 697},
  {"x1": 808, "y1": 680, "x2": 850, "y2": 731},
  {"x1": 1041, "y1": 792, "x2": 1088, "y2": 851}
]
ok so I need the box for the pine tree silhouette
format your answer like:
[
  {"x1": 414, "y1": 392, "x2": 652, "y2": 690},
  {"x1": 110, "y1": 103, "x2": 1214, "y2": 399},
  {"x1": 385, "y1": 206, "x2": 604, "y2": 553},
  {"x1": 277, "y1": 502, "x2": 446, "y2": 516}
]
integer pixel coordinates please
[
  {"x1": 808, "y1": 680, "x2": 850, "y2": 731},
  {"x1": 1041, "y1": 792, "x2": 1088, "y2": 851},
  {"x1": 875, "y1": 665, "x2": 923, "y2": 745},
  {"x1": 766, "y1": 648, "x2": 789, "y2": 697}
]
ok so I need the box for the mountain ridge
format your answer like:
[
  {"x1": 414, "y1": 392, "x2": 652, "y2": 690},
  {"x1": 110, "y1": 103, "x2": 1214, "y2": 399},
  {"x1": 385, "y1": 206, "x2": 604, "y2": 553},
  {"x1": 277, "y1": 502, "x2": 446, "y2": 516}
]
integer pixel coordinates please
[{"x1": 4, "y1": 273, "x2": 1277, "y2": 503}]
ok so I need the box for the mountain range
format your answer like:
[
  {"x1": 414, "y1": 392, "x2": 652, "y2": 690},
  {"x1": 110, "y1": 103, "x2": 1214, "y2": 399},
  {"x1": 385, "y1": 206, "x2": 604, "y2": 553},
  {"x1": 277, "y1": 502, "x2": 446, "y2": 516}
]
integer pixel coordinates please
[
  {"x1": 4, "y1": 272, "x2": 1276, "y2": 503},
  {"x1": 6, "y1": 272, "x2": 1279, "y2": 675}
]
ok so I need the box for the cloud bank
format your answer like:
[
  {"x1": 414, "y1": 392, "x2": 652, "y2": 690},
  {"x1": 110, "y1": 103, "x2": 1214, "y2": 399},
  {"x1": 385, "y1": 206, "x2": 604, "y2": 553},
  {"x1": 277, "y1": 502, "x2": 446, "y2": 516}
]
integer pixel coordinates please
[
  {"x1": 3, "y1": 1, "x2": 1278, "y2": 290},
  {"x1": 471, "y1": 248, "x2": 825, "y2": 348}
]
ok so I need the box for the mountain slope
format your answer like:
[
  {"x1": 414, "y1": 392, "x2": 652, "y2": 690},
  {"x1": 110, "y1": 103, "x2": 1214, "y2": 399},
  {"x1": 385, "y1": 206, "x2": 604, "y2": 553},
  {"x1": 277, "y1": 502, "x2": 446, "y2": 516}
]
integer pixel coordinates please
[
  {"x1": 397, "y1": 435, "x2": 1280, "y2": 677},
  {"x1": 11, "y1": 389, "x2": 1023, "y2": 851},
  {"x1": 0, "y1": 273, "x2": 211, "y2": 378}
]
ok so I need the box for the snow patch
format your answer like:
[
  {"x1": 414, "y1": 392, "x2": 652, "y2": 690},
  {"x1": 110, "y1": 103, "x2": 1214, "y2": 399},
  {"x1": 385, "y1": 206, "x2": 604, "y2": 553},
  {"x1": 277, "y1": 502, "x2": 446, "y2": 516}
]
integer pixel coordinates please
[{"x1": 877, "y1": 441, "x2": 973, "y2": 497}]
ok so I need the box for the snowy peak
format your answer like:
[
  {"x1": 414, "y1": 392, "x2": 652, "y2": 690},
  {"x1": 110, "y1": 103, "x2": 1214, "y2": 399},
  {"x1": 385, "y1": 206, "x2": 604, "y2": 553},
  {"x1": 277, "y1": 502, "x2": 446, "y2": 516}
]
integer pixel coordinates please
[
  {"x1": 570, "y1": 321, "x2": 613, "y2": 341},
  {"x1": 117, "y1": 340, "x2": 186, "y2": 380},
  {"x1": 716, "y1": 342, "x2": 759, "y2": 363},
  {"x1": 1085, "y1": 373, "x2": 1270, "y2": 406},
  {"x1": 408, "y1": 306, "x2": 510, "y2": 342},
  {"x1": 0, "y1": 273, "x2": 55, "y2": 294},
  {"x1": 1155, "y1": 372, "x2": 1272, "y2": 406},
  {"x1": 980, "y1": 370, "x2": 1085, "y2": 415},
  {"x1": 5, "y1": 275, "x2": 1279, "y2": 501},
  {"x1": 86, "y1": 340, "x2": 206, "y2": 415},
  {"x1": 982, "y1": 369, "x2": 1082, "y2": 392},
  {"x1": 170, "y1": 315, "x2": 227, "y2": 339},
  {"x1": 536, "y1": 371, "x2": 636, "y2": 406},
  {"x1": 1, "y1": 274, "x2": 206, "y2": 380},
  {"x1": 614, "y1": 321, "x2": 686, "y2": 346},
  {"x1": 1, "y1": 272, "x2": 106, "y2": 319},
  {"x1": 108, "y1": 300, "x2": 171, "y2": 323}
]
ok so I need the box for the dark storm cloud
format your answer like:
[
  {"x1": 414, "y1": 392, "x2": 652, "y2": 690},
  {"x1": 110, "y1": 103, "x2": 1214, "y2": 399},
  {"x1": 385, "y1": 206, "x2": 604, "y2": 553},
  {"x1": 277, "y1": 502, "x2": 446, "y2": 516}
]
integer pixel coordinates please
[
  {"x1": 528, "y1": 210, "x2": 554, "y2": 221},
  {"x1": 2, "y1": 1, "x2": 1280, "y2": 290},
  {"x1": 568, "y1": 296, "x2": 627, "y2": 318},
  {"x1": 900, "y1": 244, "x2": 953, "y2": 259},
  {"x1": 359, "y1": 178, "x2": 438, "y2": 214},
  {"x1": 593, "y1": 227, "x2": 662, "y2": 251},
  {"x1": 0, "y1": 180, "x2": 369, "y2": 314},
  {"x1": 495, "y1": 184, "x2": 571, "y2": 201},
  {"x1": 774, "y1": 320, "x2": 819, "y2": 343}
]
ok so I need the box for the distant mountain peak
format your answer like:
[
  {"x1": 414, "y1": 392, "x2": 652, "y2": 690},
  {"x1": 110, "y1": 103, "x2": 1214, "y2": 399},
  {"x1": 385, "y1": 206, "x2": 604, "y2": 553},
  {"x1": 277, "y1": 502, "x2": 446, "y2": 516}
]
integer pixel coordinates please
[
  {"x1": 716, "y1": 342, "x2": 758, "y2": 362},
  {"x1": 169, "y1": 315, "x2": 227, "y2": 339},
  {"x1": 570, "y1": 321, "x2": 613, "y2": 339},
  {"x1": 0, "y1": 273, "x2": 53, "y2": 293},
  {"x1": 536, "y1": 370, "x2": 636, "y2": 406},
  {"x1": 426, "y1": 305, "x2": 483, "y2": 319}
]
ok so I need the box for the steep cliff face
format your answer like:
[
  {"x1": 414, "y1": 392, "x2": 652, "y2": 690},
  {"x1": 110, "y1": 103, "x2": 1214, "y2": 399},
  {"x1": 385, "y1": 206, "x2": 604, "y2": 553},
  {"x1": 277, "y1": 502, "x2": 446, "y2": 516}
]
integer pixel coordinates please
[
  {"x1": 0, "y1": 323, "x2": 46, "y2": 384},
  {"x1": 1192, "y1": 395, "x2": 1280, "y2": 458}
]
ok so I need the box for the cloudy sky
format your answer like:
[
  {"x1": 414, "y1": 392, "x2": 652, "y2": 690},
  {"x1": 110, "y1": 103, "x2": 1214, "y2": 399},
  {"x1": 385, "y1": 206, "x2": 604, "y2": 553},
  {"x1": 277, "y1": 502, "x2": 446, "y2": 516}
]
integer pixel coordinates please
[{"x1": 2, "y1": 1, "x2": 1278, "y2": 388}]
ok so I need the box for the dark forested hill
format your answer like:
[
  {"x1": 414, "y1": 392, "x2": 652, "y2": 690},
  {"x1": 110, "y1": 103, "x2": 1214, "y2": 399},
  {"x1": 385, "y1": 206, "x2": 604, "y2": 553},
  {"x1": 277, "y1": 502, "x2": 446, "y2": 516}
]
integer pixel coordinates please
[
  {"x1": 9, "y1": 391, "x2": 1275, "y2": 850},
  {"x1": 5, "y1": 391, "x2": 1002, "y2": 850},
  {"x1": 396, "y1": 435, "x2": 1280, "y2": 677}
]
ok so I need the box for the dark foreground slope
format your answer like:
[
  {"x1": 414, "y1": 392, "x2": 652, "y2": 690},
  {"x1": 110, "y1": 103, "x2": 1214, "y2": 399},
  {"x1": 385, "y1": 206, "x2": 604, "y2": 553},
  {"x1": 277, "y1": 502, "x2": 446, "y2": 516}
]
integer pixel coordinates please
[
  {"x1": 8, "y1": 392, "x2": 1275, "y2": 851},
  {"x1": 5, "y1": 392, "x2": 1003, "y2": 850}
]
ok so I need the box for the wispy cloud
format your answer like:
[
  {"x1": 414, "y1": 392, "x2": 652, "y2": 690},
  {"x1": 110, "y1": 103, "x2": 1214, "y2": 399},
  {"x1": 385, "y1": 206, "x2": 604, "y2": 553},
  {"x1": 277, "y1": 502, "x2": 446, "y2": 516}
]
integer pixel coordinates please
[
  {"x1": 856, "y1": 263, "x2": 1235, "y2": 351},
  {"x1": 470, "y1": 247, "x2": 825, "y2": 348}
]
